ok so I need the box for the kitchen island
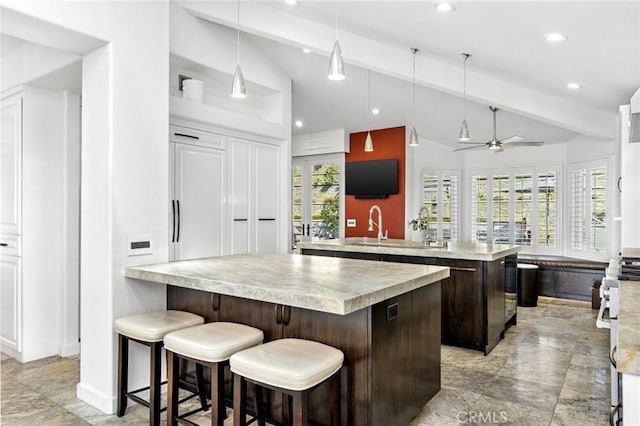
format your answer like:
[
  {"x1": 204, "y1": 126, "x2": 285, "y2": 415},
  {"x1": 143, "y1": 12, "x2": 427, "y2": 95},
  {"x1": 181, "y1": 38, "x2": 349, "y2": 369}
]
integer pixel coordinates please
[
  {"x1": 298, "y1": 238, "x2": 520, "y2": 355},
  {"x1": 124, "y1": 253, "x2": 449, "y2": 426}
]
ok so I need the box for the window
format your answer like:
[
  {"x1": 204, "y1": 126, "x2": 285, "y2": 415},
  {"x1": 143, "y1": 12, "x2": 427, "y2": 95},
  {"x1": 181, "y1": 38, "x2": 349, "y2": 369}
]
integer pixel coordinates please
[
  {"x1": 420, "y1": 171, "x2": 459, "y2": 241},
  {"x1": 292, "y1": 155, "x2": 343, "y2": 249},
  {"x1": 470, "y1": 166, "x2": 559, "y2": 254},
  {"x1": 569, "y1": 160, "x2": 607, "y2": 257}
]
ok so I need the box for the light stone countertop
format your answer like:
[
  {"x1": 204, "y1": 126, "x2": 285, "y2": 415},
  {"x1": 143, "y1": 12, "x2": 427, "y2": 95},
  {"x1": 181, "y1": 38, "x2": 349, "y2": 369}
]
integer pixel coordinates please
[
  {"x1": 618, "y1": 281, "x2": 640, "y2": 376},
  {"x1": 124, "y1": 253, "x2": 449, "y2": 315},
  {"x1": 298, "y1": 238, "x2": 519, "y2": 262},
  {"x1": 623, "y1": 247, "x2": 640, "y2": 258}
]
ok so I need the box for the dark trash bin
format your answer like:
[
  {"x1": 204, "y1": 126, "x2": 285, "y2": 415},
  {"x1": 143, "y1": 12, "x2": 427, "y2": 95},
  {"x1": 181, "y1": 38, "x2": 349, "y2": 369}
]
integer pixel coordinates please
[{"x1": 517, "y1": 263, "x2": 539, "y2": 307}]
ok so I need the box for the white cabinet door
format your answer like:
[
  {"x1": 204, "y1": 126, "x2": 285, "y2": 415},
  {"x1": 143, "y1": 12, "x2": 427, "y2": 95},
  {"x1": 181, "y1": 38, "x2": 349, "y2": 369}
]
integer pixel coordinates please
[
  {"x1": 0, "y1": 94, "x2": 22, "y2": 235},
  {"x1": 0, "y1": 255, "x2": 21, "y2": 352},
  {"x1": 230, "y1": 139, "x2": 251, "y2": 254},
  {"x1": 254, "y1": 143, "x2": 279, "y2": 253},
  {"x1": 172, "y1": 143, "x2": 226, "y2": 260}
]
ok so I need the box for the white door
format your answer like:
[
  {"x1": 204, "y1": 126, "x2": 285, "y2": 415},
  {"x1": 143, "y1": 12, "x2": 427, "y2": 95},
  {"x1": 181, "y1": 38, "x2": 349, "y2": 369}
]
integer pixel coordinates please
[
  {"x1": 229, "y1": 139, "x2": 251, "y2": 254},
  {"x1": 171, "y1": 143, "x2": 226, "y2": 261},
  {"x1": 0, "y1": 255, "x2": 21, "y2": 351},
  {"x1": 0, "y1": 94, "x2": 22, "y2": 235},
  {"x1": 292, "y1": 155, "x2": 343, "y2": 248},
  {"x1": 255, "y1": 143, "x2": 279, "y2": 253}
]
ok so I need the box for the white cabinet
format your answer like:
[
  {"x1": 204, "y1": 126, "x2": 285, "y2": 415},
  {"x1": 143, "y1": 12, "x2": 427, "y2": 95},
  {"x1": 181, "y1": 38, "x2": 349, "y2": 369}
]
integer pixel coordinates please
[
  {"x1": 229, "y1": 137, "x2": 281, "y2": 254},
  {"x1": 169, "y1": 126, "x2": 226, "y2": 261},
  {"x1": 1, "y1": 86, "x2": 77, "y2": 363},
  {"x1": 620, "y1": 105, "x2": 640, "y2": 248}
]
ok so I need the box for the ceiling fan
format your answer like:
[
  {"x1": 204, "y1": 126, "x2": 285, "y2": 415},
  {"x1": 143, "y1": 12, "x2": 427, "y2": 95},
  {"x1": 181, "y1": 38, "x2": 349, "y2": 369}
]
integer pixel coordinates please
[{"x1": 454, "y1": 106, "x2": 544, "y2": 152}]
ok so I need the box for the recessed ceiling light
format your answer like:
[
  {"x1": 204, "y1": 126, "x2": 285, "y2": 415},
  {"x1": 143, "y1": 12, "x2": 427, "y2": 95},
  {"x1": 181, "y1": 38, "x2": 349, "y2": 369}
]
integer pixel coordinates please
[
  {"x1": 545, "y1": 33, "x2": 567, "y2": 42},
  {"x1": 295, "y1": 120, "x2": 303, "y2": 127},
  {"x1": 302, "y1": 47, "x2": 311, "y2": 54},
  {"x1": 285, "y1": 0, "x2": 299, "y2": 5},
  {"x1": 433, "y1": 2, "x2": 456, "y2": 13},
  {"x1": 371, "y1": 107, "x2": 381, "y2": 115},
  {"x1": 567, "y1": 82, "x2": 581, "y2": 89}
]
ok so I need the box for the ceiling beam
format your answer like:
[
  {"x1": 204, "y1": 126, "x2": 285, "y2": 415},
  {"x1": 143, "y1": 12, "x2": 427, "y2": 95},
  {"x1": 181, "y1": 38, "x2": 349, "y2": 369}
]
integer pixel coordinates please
[{"x1": 180, "y1": 1, "x2": 617, "y2": 140}]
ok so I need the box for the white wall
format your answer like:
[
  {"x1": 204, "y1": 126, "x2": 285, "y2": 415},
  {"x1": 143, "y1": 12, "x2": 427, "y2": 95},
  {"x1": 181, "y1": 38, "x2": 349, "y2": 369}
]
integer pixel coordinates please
[{"x1": 2, "y1": 1, "x2": 170, "y2": 413}]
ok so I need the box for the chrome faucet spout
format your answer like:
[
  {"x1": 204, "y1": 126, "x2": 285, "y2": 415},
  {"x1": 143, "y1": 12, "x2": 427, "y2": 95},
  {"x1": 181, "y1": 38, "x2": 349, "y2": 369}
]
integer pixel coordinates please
[{"x1": 368, "y1": 205, "x2": 386, "y2": 241}]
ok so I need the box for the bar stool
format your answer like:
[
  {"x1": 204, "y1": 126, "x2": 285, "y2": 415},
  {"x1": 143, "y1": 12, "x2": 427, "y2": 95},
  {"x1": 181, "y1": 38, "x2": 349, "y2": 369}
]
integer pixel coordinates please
[
  {"x1": 230, "y1": 338, "x2": 344, "y2": 426},
  {"x1": 114, "y1": 310, "x2": 206, "y2": 425},
  {"x1": 164, "y1": 321, "x2": 264, "y2": 426}
]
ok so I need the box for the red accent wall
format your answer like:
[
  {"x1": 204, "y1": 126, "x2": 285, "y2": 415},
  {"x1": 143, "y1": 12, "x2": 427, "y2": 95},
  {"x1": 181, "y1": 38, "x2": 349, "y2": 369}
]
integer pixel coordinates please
[{"x1": 345, "y1": 127, "x2": 406, "y2": 239}]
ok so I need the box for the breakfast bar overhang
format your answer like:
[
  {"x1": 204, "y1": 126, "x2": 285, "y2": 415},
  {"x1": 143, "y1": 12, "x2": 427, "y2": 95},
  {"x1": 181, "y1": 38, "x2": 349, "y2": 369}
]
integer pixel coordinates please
[{"x1": 124, "y1": 253, "x2": 449, "y2": 426}]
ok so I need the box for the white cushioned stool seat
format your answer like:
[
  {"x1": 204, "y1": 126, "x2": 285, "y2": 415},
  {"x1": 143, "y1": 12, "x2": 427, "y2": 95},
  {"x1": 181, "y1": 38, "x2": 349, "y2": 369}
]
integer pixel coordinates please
[
  {"x1": 114, "y1": 310, "x2": 204, "y2": 342},
  {"x1": 164, "y1": 322, "x2": 264, "y2": 363},
  {"x1": 230, "y1": 338, "x2": 344, "y2": 391}
]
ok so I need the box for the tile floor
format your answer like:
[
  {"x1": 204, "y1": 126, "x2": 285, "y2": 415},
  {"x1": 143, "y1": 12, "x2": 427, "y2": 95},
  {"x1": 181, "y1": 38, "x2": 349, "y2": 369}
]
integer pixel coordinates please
[{"x1": 1, "y1": 297, "x2": 610, "y2": 425}]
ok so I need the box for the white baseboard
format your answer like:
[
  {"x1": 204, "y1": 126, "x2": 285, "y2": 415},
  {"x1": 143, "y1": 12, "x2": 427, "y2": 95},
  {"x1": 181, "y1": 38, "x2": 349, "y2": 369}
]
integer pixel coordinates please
[
  {"x1": 76, "y1": 382, "x2": 116, "y2": 414},
  {"x1": 59, "y1": 342, "x2": 81, "y2": 357}
]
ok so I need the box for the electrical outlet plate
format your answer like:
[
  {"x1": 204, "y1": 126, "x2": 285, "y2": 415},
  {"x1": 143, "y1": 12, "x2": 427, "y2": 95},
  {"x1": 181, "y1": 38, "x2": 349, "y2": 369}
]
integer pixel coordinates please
[
  {"x1": 347, "y1": 219, "x2": 356, "y2": 227},
  {"x1": 128, "y1": 235, "x2": 152, "y2": 256}
]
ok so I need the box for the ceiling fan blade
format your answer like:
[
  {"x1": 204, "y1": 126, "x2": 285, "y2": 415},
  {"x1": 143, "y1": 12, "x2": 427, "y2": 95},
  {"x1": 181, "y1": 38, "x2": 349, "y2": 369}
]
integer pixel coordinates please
[
  {"x1": 500, "y1": 135, "x2": 523, "y2": 143},
  {"x1": 457, "y1": 141, "x2": 487, "y2": 145},
  {"x1": 502, "y1": 141, "x2": 544, "y2": 147},
  {"x1": 453, "y1": 145, "x2": 486, "y2": 152}
]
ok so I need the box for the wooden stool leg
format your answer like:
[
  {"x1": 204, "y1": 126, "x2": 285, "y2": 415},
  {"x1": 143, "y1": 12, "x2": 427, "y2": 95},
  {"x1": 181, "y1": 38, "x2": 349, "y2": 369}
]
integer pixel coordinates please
[
  {"x1": 291, "y1": 391, "x2": 308, "y2": 426},
  {"x1": 329, "y1": 372, "x2": 341, "y2": 426},
  {"x1": 210, "y1": 362, "x2": 225, "y2": 426},
  {"x1": 195, "y1": 363, "x2": 208, "y2": 410},
  {"x1": 167, "y1": 350, "x2": 179, "y2": 426},
  {"x1": 282, "y1": 394, "x2": 291, "y2": 425},
  {"x1": 233, "y1": 374, "x2": 247, "y2": 426},
  {"x1": 255, "y1": 385, "x2": 266, "y2": 426},
  {"x1": 149, "y1": 341, "x2": 162, "y2": 426},
  {"x1": 117, "y1": 334, "x2": 128, "y2": 417}
]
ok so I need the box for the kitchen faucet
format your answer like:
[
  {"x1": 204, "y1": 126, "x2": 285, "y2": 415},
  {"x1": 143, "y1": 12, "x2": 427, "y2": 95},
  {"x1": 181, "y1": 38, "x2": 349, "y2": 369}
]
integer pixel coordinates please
[
  {"x1": 368, "y1": 204, "x2": 387, "y2": 242},
  {"x1": 418, "y1": 205, "x2": 432, "y2": 246}
]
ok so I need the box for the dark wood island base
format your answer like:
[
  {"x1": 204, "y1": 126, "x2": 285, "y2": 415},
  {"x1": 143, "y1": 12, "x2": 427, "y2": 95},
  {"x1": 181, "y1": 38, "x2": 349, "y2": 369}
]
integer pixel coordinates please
[{"x1": 168, "y1": 281, "x2": 441, "y2": 426}]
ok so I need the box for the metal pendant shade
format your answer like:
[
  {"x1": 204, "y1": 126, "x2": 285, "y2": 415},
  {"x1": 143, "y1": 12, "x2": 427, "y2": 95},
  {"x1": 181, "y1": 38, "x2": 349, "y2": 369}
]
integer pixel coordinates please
[
  {"x1": 459, "y1": 53, "x2": 471, "y2": 141},
  {"x1": 231, "y1": 0, "x2": 246, "y2": 99},
  {"x1": 409, "y1": 126, "x2": 419, "y2": 147},
  {"x1": 231, "y1": 64, "x2": 246, "y2": 99},
  {"x1": 364, "y1": 131, "x2": 374, "y2": 152},
  {"x1": 409, "y1": 48, "x2": 419, "y2": 147},
  {"x1": 328, "y1": 40, "x2": 346, "y2": 81},
  {"x1": 459, "y1": 119, "x2": 470, "y2": 141}
]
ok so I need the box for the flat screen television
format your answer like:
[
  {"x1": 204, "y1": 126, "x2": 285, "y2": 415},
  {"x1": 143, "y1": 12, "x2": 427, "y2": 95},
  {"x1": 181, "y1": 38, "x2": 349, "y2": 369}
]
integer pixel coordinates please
[{"x1": 345, "y1": 159, "x2": 398, "y2": 199}]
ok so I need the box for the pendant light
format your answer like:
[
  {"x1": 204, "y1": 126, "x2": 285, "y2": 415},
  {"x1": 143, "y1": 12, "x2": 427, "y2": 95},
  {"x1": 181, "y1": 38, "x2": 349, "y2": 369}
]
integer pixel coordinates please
[
  {"x1": 231, "y1": 0, "x2": 246, "y2": 99},
  {"x1": 409, "y1": 48, "x2": 420, "y2": 147},
  {"x1": 459, "y1": 53, "x2": 471, "y2": 141},
  {"x1": 364, "y1": 69, "x2": 374, "y2": 152},
  {"x1": 328, "y1": 1, "x2": 345, "y2": 81}
]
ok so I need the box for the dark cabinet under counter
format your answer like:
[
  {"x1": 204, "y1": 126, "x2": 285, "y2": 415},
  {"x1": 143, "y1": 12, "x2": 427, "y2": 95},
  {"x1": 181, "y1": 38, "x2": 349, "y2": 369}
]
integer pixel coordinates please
[{"x1": 300, "y1": 245, "x2": 515, "y2": 355}]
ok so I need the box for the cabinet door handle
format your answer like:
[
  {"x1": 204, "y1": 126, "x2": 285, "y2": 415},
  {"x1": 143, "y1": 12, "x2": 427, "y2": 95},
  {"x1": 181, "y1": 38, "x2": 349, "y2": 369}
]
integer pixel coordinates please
[
  {"x1": 234, "y1": 218, "x2": 248, "y2": 222},
  {"x1": 211, "y1": 293, "x2": 220, "y2": 312},
  {"x1": 282, "y1": 305, "x2": 291, "y2": 326},
  {"x1": 259, "y1": 218, "x2": 276, "y2": 221},
  {"x1": 449, "y1": 267, "x2": 477, "y2": 272},
  {"x1": 275, "y1": 304, "x2": 283, "y2": 325},
  {"x1": 306, "y1": 224, "x2": 310, "y2": 235},
  {"x1": 618, "y1": 176, "x2": 622, "y2": 193},
  {"x1": 174, "y1": 132, "x2": 199, "y2": 140},
  {"x1": 176, "y1": 200, "x2": 181, "y2": 242},
  {"x1": 0, "y1": 243, "x2": 8, "y2": 247},
  {"x1": 171, "y1": 200, "x2": 176, "y2": 243}
]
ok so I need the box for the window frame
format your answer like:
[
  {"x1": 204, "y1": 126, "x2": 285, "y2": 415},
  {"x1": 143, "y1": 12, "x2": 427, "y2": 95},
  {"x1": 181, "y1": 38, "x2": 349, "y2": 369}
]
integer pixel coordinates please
[
  {"x1": 418, "y1": 169, "x2": 461, "y2": 242},
  {"x1": 468, "y1": 164, "x2": 562, "y2": 255}
]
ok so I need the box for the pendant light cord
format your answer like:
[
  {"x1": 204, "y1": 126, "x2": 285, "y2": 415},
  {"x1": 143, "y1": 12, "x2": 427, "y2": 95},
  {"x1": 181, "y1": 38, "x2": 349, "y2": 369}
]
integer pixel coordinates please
[
  {"x1": 335, "y1": 0, "x2": 339, "y2": 40},
  {"x1": 412, "y1": 49, "x2": 416, "y2": 126},
  {"x1": 462, "y1": 53, "x2": 470, "y2": 118},
  {"x1": 237, "y1": 0, "x2": 241, "y2": 65},
  {"x1": 368, "y1": 69, "x2": 371, "y2": 130}
]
